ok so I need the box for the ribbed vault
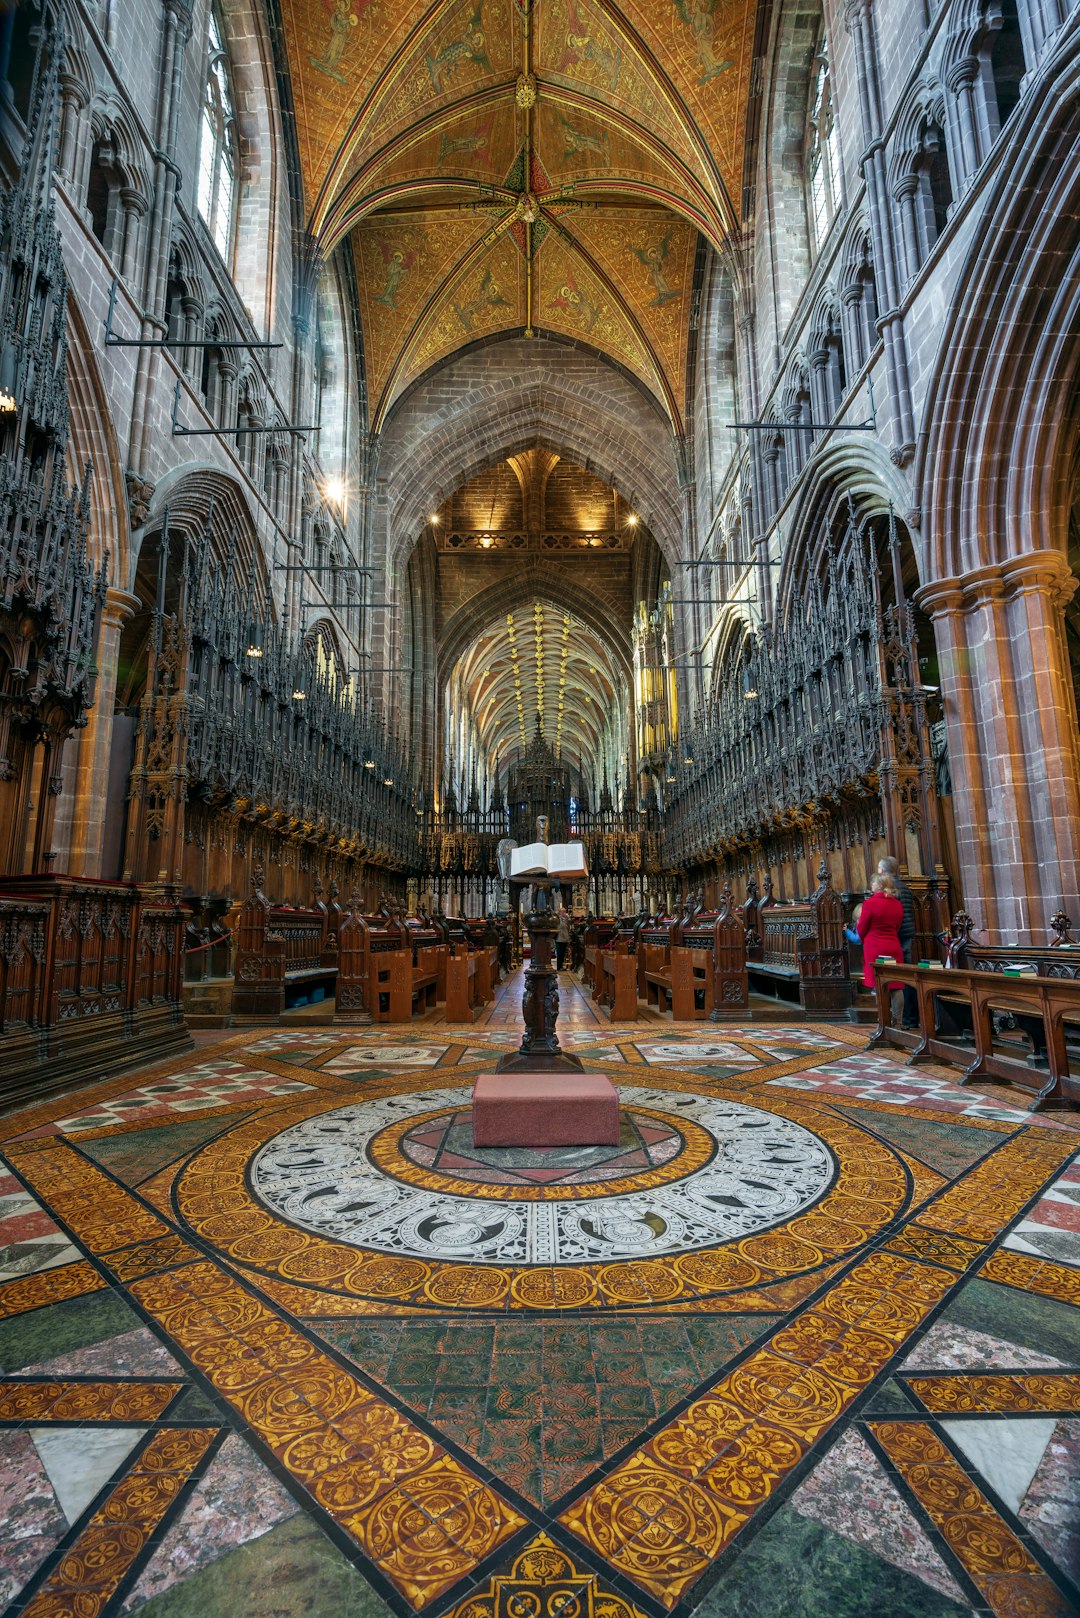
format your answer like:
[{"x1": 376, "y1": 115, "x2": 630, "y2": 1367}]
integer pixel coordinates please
[{"x1": 277, "y1": 0, "x2": 758, "y2": 428}]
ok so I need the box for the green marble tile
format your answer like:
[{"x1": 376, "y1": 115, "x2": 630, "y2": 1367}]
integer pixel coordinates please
[
  {"x1": 128, "y1": 1511, "x2": 393, "y2": 1618},
  {"x1": 169, "y1": 1385, "x2": 222, "y2": 1423},
  {"x1": 838, "y1": 1108, "x2": 993, "y2": 1179},
  {"x1": 863, "y1": 1378, "x2": 920, "y2": 1416},
  {"x1": 0, "y1": 1288, "x2": 141, "y2": 1372},
  {"x1": 696, "y1": 1507, "x2": 972, "y2": 1618},
  {"x1": 78, "y1": 1116, "x2": 239, "y2": 1188},
  {"x1": 942, "y1": 1278, "x2": 1080, "y2": 1364}
]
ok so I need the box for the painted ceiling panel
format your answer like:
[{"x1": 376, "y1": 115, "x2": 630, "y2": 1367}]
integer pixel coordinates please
[
  {"x1": 394, "y1": 228, "x2": 527, "y2": 406},
  {"x1": 352, "y1": 211, "x2": 490, "y2": 405},
  {"x1": 535, "y1": 228, "x2": 659, "y2": 404},
  {"x1": 561, "y1": 207, "x2": 697, "y2": 406},
  {"x1": 338, "y1": 101, "x2": 523, "y2": 220},
  {"x1": 536, "y1": 0, "x2": 714, "y2": 203},
  {"x1": 276, "y1": 0, "x2": 758, "y2": 432},
  {"x1": 616, "y1": 0, "x2": 760, "y2": 208},
  {"x1": 355, "y1": 0, "x2": 520, "y2": 174}
]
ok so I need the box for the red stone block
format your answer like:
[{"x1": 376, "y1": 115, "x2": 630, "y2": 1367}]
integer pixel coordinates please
[{"x1": 471, "y1": 1073, "x2": 621, "y2": 1147}]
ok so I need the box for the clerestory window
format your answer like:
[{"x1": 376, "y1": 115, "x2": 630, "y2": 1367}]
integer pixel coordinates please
[
  {"x1": 197, "y1": 7, "x2": 237, "y2": 264},
  {"x1": 806, "y1": 34, "x2": 842, "y2": 254}
]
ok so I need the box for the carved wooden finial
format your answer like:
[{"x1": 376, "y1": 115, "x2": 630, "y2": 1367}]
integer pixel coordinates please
[
  {"x1": 1050, "y1": 909, "x2": 1075, "y2": 946},
  {"x1": 951, "y1": 910, "x2": 976, "y2": 942},
  {"x1": 251, "y1": 862, "x2": 265, "y2": 897},
  {"x1": 817, "y1": 857, "x2": 830, "y2": 885}
]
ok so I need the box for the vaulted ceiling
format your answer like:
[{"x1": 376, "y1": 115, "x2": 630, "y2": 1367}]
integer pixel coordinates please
[
  {"x1": 450, "y1": 599, "x2": 627, "y2": 778},
  {"x1": 277, "y1": 0, "x2": 758, "y2": 430}
]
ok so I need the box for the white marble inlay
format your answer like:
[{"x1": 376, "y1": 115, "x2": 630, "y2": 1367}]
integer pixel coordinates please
[{"x1": 249, "y1": 1088, "x2": 835, "y2": 1266}]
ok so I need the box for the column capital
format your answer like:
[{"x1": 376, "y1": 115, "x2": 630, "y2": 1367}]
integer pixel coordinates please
[
  {"x1": 915, "y1": 550, "x2": 1077, "y2": 617},
  {"x1": 102, "y1": 588, "x2": 142, "y2": 628},
  {"x1": 1000, "y1": 549, "x2": 1078, "y2": 608}
]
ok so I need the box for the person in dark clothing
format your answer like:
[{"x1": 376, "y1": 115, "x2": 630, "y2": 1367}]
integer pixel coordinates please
[
  {"x1": 555, "y1": 906, "x2": 571, "y2": 970},
  {"x1": 878, "y1": 855, "x2": 918, "y2": 1026}
]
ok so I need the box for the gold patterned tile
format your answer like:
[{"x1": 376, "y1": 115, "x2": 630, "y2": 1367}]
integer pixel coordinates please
[
  {"x1": 0, "y1": 1378, "x2": 181, "y2": 1422},
  {"x1": 558, "y1": 1250, "x2": 955, "y2": 1607},
  {"x1": 128, "y1": 1259, "x2": 525, "y2": 1606},
  {"x1": 980, "y1": 1247, "x2": 1080, "y2": 1309},
  {"x1": 441, "y1": 1532, "x2": 651, "y2": 1618},
  {"x1": 18, "y1": 1426, "x2": 216, "y2": 1618},
  {"x1": 869, "y1": 1420, "x2": 1075, "y2": 1617},
  {"x1": 0, "y1": 1259, "x2": 105, "y2": 1319},
  {"x1": 905, "y1": 1372, "x2": 1080, "y2": 1415}
]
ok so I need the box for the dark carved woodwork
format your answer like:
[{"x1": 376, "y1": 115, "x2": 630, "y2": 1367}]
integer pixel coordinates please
[
  {"x1": 0, "y1": 876, "x2": 189, "y2": 1108},
  {"x1": 0, "y1": 18, "x2": 106, "y2": 873},
  {"x1": 663, "y1": 508, "x2": 950, "y2": 926}
]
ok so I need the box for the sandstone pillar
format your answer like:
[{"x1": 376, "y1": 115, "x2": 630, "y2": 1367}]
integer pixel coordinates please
[
  {"x1": 64, "y1": 588, "x2": 141, "y2": 878},
  {"x1": 918, "y1": 551, "x2": 1080, "y2": 939}
]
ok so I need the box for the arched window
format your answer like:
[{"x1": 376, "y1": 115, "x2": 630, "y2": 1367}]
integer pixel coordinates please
[
  {"x1": 805, "y1": 34, "x2": 842, "y2": 253},
  {"x1": 197, "y1": 7, "x2": 237, "y2": 263}
]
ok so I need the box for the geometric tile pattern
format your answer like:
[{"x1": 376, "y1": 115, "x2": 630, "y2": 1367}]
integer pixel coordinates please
[
  {"x1": 127, "y1": 1259, "x2": 526, "y2": 1608},
  {"x1": 770, "y1": 1053, "x2": 1051, "y2": 1121},
  {"x1": 17, "y1": 1426, "x2": 218, "y2": 1618},
  {"x1": 870, "y1": 1420, "x2": 1076, "y2": 1617},
  {"x1": 558, "y1": 1250, "x2": 957, "y2": 1607},
  {"x1": 0, "y1": 987, "x2": 1077, "y2": 1618}
]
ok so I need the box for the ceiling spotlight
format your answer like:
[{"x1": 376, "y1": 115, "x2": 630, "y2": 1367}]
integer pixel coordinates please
[
  {"x1": 323, "y1": 476, "x2": 345, "y2": 509},
  {"x1": 627, "y1": 512, "x2": 639, "y2": 526},
  {"x1": 430, "y1": 512, "x2": 441, "y2": 525}
]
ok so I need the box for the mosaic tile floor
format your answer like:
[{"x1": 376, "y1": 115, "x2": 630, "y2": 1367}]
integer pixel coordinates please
[{"x1": 1, "y1": 971, "x2": 1078, "y2": 1618}]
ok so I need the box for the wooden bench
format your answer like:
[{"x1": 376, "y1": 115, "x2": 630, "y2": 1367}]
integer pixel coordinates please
[
  {"x1": 639, "y1": 924, "x2": 677, "y2": 1012},
  {"x1": 231, "y1": 873, "x2": 337, "y2": 1019},
  {"x1": 582, "y1": 918, "x2": 617, "y2": 992},
  {"x1": 746, "y1": 863, "x2": 854, "y2": 1015},
  {"x1": 598, "y1": 948, "x2": 638, "y2": 1019},
  {"x1": 868, "y1": 960, "x2": 1079, "y2": 1112},
  {"x1": 671, "y1": 891, "x2": 749, "y2": 1019},
  {"x1": 445, "y1": 945, "x2": 480, "y2": 1023}
]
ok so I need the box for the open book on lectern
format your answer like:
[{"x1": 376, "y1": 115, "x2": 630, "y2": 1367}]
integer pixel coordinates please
[{"x1": 509, "y1": 841, "x2": 589, "y2": 882}]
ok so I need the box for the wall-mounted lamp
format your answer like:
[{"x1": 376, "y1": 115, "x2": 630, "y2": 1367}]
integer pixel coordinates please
[{"x1": 245, "y1": 625, "x2": 264, "y2": 659}]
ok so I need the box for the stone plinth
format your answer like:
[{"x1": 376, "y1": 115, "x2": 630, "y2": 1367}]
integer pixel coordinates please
[{"x1": 471, "y1": 1073, "x2": 620, "y2": 1147}]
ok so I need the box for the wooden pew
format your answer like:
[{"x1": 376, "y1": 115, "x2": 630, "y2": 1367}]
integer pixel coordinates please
[
  {"x1": 597, "y1": 948, "x2": 638, "y2": 1020},
  {"x1": 445, "y1": 945, "x2": 480, "y2": 1023},
  {"x1": 335, "y1": 901, "x2": 411, "y2": 1023},
  {"x1": 231, "y1": 872, "x2": 337, "y2": 1019},
  {"x1": 638, "y1": 918, "x2": 678, "y2": 1012},
  {"x1": 869, "y1": 960, "x2": 1079, "y2": 1112},
  {"x1": 583, "y1": 917, "x2": 617, "y2": 993},
  {"x1": 746, "y1": 863, "x2": 854, "y2": 1015},
  {"x1": 669, "y1": 897, "x2": 742, "y2": 1019}
]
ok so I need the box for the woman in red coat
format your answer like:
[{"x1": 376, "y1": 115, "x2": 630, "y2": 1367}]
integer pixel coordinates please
[{"x1": 856, "y1": 874, "x2": 905, "y2": 990}]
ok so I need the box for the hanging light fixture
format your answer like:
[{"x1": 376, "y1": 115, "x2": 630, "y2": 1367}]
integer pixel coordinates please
[{"x1": 245, "y1": 624, "x2": 264, "y2": 659}]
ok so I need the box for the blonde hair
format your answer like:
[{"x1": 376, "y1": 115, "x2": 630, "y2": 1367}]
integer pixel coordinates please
[{"x1": 872, "y1": 873, "x2": 897, "y2": 897}]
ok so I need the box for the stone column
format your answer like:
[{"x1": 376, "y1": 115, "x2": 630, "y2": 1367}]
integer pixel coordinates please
[
  {"x1": 918, "y1": 551, "x2": 1080, "y2": 940},
  {"x1": 65, "y1": 588, "x2": 141, "y2": 878}
]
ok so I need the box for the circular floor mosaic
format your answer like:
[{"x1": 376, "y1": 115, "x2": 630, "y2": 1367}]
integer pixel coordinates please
[{"x1": 249, "y1": 1087, "x2": 835, "y2": 1265}]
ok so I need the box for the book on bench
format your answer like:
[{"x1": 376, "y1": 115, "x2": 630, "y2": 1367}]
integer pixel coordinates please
[{"x1": 509, "y1": 841, "x2": 589, "y2": 882}]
